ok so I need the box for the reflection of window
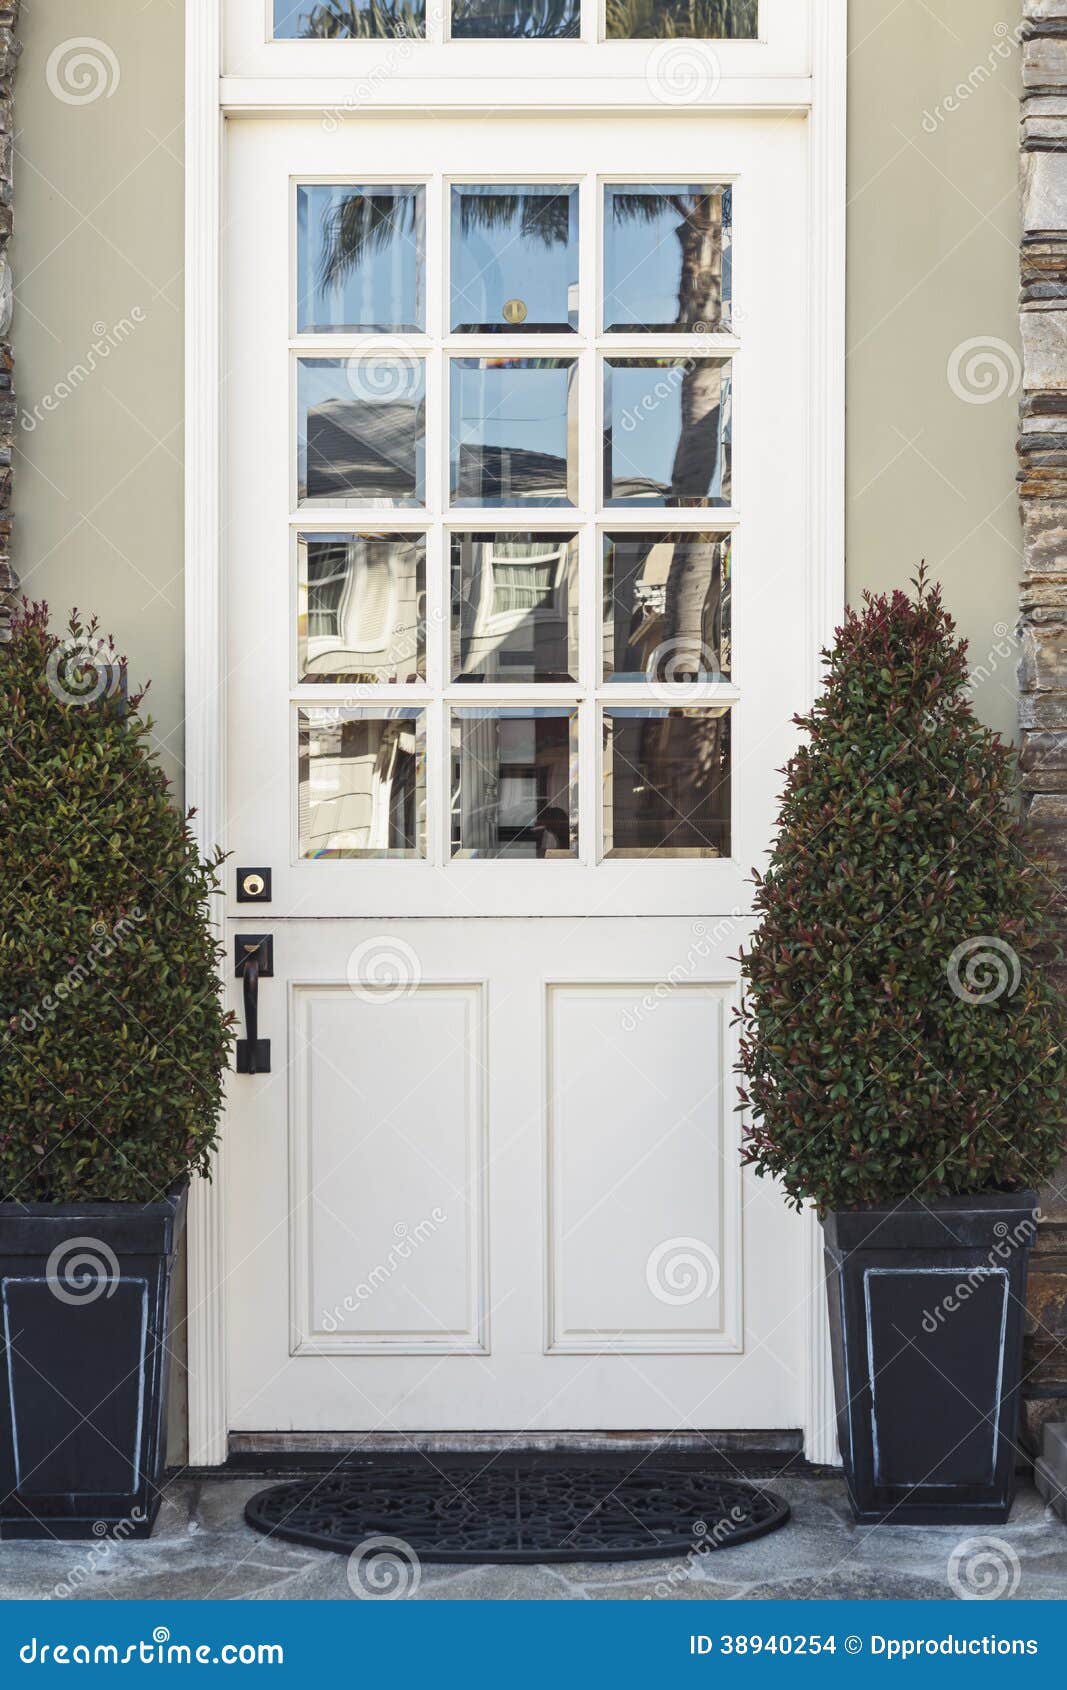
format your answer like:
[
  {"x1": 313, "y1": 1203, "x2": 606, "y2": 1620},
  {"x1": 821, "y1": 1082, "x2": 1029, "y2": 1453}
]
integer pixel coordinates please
[
  {"x1": 451, "y1": 532, "x2": 578, "y2": 683},
  {"x1": 491, "y1": 562, "x2": 556, "y2": 617},
  {"x1": 452, "y1": 709, "x2": 578, "y2": 859},
  {"x1": 307, "y1": 549, "x2": 395, "y2": 650},
  {"x1": 306, "y1": 544, "x2": 347, "y2": 640},
  {"x1": 488, "y1": 543, "x2": 564, "y2": 621},
  {"x1": 299, "y1": 533, "x2": 426, "y2": 684}
]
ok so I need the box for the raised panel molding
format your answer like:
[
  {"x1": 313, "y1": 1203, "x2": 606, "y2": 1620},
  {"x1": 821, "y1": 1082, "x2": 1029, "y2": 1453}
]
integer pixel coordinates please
[
  {"x1": 288, "y1": 982, "x2": 489, "y2": 1356},
  {"x1": 545, "y1": 982, "x2": 742, "y2": 1355}
]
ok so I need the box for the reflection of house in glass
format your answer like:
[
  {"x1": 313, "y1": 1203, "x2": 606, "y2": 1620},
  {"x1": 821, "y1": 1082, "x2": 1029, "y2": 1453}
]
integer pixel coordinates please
[
  {"x1": 299, "y1": 709, "x2": 426, "y2": 858},
  {"x1": 604, "y1": 533, "x2": 730, "y2": 682},
  {"x1": 299, "y1": 534, "x2": 425, "y2": 683},
  {"x1": 450, "y1": 359, "x2": 578, "y2": 506},
  {"x1": 298, "y1": 359, "x2": 426, "y2": 507},
  {"x1": 604, "y1": 708, "x2": 730, "y2": 858},
  {"x1": 452, "y1": 709, "x2": 578, "y2": 859},
  {"x1": 452, "y1": 533, "x2": 578, "y2": 682}
]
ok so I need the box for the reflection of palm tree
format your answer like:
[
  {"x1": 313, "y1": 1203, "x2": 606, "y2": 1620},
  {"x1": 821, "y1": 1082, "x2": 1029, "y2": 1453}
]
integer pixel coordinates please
[
  {"x1": 287, "y1": 0, "x2": 583, "y2": 37},
  {"x1": 451, "y1": 0, "x2": 579, "y2": 38},
  {"x1": 609, "y1": 189, "x2": 724, "y2": 333},
  {"x1": 605, "y1": 0, "x2": 757, "y2": 38},
  {"x1": 318, "y1": 193, "x2": 419, "y2": 292},
  {"x1": 456, "y1": 191, "x2": 572, "y2": 248},
  {"x1": 320, "y1": 187, "x2": 571, "y2": 294},
  {"x1": 286, "y1": 0, "x2": 424, "y2": 37},
  {"x1": 662, "y1": 537, "x2": 725, "y2": 676},
  {"x1": 293, "y1": 0, "x2": 755, "y2": 35},
  {"x1": 321, "y1": 181, "x2": 725, "y2": 510},
  {"x1": 609, "y1": 189, "x2": 725, "y2": 501}
]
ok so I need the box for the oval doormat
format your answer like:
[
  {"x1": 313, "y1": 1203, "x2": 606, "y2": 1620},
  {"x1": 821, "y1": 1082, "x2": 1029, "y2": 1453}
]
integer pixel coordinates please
[{"x1": 244, "y1": 1459, "x2": 790, "y2": 1563}]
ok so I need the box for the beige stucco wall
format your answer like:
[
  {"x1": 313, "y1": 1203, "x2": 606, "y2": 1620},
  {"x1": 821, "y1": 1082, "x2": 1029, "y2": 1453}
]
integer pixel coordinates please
[
  {"x1": 847, "y1": 0, "x2": 1023, "y2": 742},
  {"x1": 7, "y1": 2, "x2": 1025, "y2": 1462},
  {"x1": 13, "y1": 0, "x2": 185, "y2": 790}
]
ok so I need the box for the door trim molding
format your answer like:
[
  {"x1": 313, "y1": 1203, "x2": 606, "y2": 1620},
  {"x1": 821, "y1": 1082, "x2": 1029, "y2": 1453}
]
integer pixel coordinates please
[
  {"x1": 800, "y1": 0, "x2": 846, "y2": 1470},
  {"x1": 185, "y1": 0, "x2": 228, "y2": 1468},
  {"x1": 185, "y1": 0, "x2": 846, "y2": 1467}
]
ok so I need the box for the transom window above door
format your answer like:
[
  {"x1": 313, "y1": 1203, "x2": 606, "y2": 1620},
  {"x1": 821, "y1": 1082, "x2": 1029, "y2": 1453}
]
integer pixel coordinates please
[
  {"x1": 272, "y1": 0, "x2": 759, "y2": 41},
  {"x1": 292, "y1": 176, "x2": 738, "y2": 864}
]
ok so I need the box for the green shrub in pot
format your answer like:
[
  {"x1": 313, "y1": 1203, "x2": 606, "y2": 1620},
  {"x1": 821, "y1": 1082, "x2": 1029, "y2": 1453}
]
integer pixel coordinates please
[
  {"x1": 1, "y1": 604, "x2": 232, "y2": 1201},
  {"x1": 0, "y1": 605, "x2": 233, "y2": 1537},
  {"x1": 738, "y1": 573, "x2": 1067, "y2": 1523}
]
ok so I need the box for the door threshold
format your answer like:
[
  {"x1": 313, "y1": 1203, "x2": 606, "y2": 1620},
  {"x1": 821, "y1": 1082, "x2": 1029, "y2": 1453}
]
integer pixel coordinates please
[{"x1": 226, "y1": 1428, "x2": 803, "y2": 1466}]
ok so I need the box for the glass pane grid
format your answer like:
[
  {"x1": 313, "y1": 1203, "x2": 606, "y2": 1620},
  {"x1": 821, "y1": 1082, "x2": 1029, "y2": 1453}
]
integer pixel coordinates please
[
  {"x1": 291, "y1": 174, "x2": 739, "y2": 863},
  {"x1": 273, "y1": 0, "x2": 759, "y2": 42}
]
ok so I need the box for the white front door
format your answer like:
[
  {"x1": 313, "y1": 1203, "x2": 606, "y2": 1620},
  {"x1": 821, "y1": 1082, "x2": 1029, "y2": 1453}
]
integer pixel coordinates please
[{"x1": 222, "y1": 108, "x2": 813, "y2": 1436}]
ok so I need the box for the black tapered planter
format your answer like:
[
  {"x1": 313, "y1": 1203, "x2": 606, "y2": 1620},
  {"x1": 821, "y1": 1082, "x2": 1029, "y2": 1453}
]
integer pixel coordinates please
[
  {"x1": 0, "y1": 1184, "x2": 186, "y2": 1539},
  {"x1": 822, "y1": 1190, "x2": 1037, "y2": 1525}
]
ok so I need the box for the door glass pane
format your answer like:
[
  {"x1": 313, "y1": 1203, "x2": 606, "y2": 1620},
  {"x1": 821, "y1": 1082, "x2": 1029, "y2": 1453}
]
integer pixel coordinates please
[
  {"x1": 297, "y1": 185, "x2": 425, "y2": 334},
  {"x1": 603, "y1": 357, "x2": 731, "y2": 507},
  {"x1": 603, "y1": 707, "x2": 730, "y2": 858},
  {"x1": 450, "y1": 0, "x2": 580, "y2": 37},
  {"x1": 452, "y1": 708, "x2": 578, "y2": 858},
  {"x1": 604, "y1": 185, "x2": 730, "y2": 333},
  {"x1": 451, "y1": 532, "x2": 578, "y2": 682},
  {"x1": 299, "y1": 708, "x2": 426, "y2": 859},
  {"x1": 450, "y1": 185, "x2": 579, "y2": 332},
  {"x1": 274, "y1": 0, "x2": 425, "y2": 37},
  {"x1": 604, "y1": 0, "x2": 758, "y2": 38},
  {"x1": 450, "y1": 358, "x2": 578, "y2": 506},
  {"x1": 603, "y1": 533, "x2": 730, "y2": 682},
  {"x1": 298, "y1": 358, "x2": 426, "y2": 507},
  {"x1": 298, "y1": 533, "x2": 426, "y2": 683}
]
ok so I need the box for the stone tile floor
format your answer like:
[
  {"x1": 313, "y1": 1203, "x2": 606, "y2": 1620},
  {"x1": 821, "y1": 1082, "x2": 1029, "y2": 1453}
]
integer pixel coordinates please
[{"x1": 1, "y1": 1474, "x2": 1064, "y2": 1600}]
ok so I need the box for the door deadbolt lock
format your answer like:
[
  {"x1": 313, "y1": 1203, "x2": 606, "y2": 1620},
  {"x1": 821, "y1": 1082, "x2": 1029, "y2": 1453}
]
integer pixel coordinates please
[{"x1": 237, "y1": 867, "x2": 271, "y2": 904}]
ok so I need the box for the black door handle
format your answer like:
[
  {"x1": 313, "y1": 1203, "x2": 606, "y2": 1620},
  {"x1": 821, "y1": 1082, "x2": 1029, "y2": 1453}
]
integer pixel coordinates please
[{"x1": 235, "y1": 935, "x2": 273, "y2": 1075}]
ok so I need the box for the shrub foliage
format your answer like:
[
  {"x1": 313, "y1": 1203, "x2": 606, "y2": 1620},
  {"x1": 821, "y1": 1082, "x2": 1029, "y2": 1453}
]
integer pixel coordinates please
[
  {"x1": 0, "y1": 605, "x2": 234, "y2": 1204},
  {"x1": 738, "y1": 575, "x2": 1067, "y2": 1213}
]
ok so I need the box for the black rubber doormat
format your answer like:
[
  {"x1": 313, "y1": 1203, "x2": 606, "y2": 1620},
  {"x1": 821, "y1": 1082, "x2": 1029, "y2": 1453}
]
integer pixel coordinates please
[{"x1": 244, "y1": 1455, "x2": 790, "y2": 1563}]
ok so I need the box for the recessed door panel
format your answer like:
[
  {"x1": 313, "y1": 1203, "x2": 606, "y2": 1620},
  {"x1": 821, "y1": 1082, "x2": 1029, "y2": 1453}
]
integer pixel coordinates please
[
  {"x1": 289, "y1": 985, "x2": 487, "y2": 1354},
  {"x1": 547, "y1": 984, "x2": 737, "y2": 1353}
]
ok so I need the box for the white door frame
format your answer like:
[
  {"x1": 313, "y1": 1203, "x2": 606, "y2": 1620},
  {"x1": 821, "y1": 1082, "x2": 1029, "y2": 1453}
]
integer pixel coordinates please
[{"x1": 183, "y1": 0, "x2": 845, "y2": 1467}]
